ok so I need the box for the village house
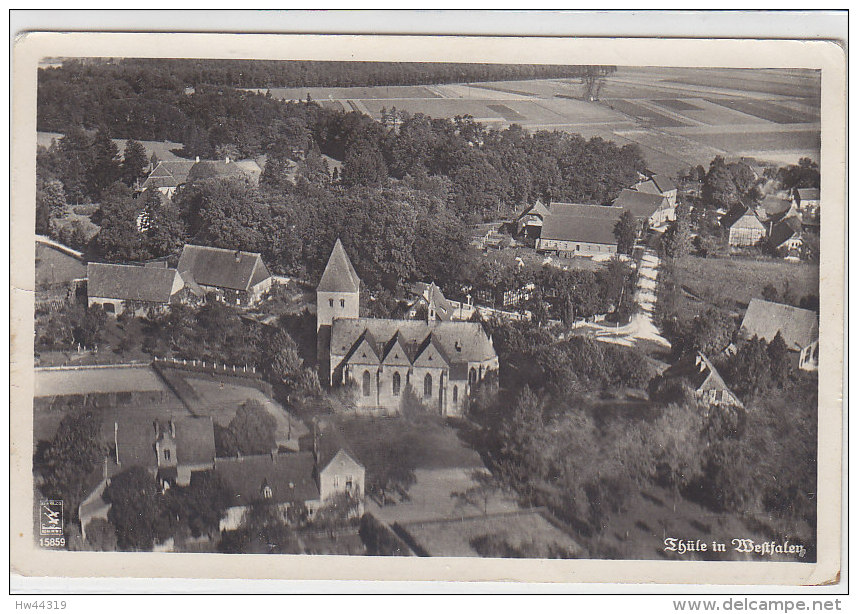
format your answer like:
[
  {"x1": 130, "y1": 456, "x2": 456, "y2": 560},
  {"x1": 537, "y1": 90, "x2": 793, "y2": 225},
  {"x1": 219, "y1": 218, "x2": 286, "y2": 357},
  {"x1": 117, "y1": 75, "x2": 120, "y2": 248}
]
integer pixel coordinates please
[
  {"x1": 631, "y1": 174, "x2": 678, "y2": 208},
  {"x1": 139, "y1": 159, "x2": 196, "y2": 199},
  {"x1": 515, "y1": 200, "x2": 551, "y2": 242},
  {"x1": 79, "y1": 415, "x2": 217, "y2": 541},
  {"x1": 768, "y1": 215, "x2": 804, "y2": 255},
  {"x1": 739, "y1": 298, "x2": 819, "y2": 371},
  {"x1": 216, "y1": 422, "x2": 365, "y2": 532},
  {"x1": 662, "y1": 351, "x2": 744, "y2": 411},
  {"x1": 535, "y1": 203, "x2": 625, "y2": 258},
  {"x1": 613, "y1": 188, "x2": 675, "y2": 227},
  {"x1": 177, "y1": 244, "x2": 273, "y2": 306},
  {"x1": 792, "y1": 187, "x2": 820, "y2": 214},
  {"x1": 317, "y1": 240, "x2": 498, "y2": 417},
  {"x1": 86, "y1": 262, "x2": 190, "y2": 316},
  {"x1": 721, "y1": 204, "x2": 768, "y2": 247},
  {"x1": 407, "y1": 282, "x2": 456, "y2": 321}
]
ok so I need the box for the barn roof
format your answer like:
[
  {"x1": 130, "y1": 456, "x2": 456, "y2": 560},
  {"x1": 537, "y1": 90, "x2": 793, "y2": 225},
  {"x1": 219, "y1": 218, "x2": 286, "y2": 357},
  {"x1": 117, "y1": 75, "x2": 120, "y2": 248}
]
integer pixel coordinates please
[
  {"x1": 769, "y1": 215, "x2": 803, "y2": 248},
  {"x1": 141, "y1": 160, "x2": 195, "y2": 190},
  {"x1": 796, "y1": 188, "x2": 820, "y2": 201},
  {"x1": 173, "y1": 416, "x2": 216, "y2": 467},
  {"x1": 650, "y1": 174, "x2": 677, "y2": 193},
  {"x1": 87, "y1": 262, "x2": 181, "y2": 303},
  {"x1": 214, "y1": 452, "x2": 320, "y2": 507},
  {"x1": 317, "y1": 238, "x2": 360, "y2": 293},
  {"x1": 113, "y1": 416, "x2": 215, "y2": 470},
  {"x1": 186, "y1": 159, "x2": 259, "y2": 184},
  {"x1": 613, "y1": 188, "x2": 669, "y2": 220},
  {"x1": 759, "y1": 195, "x2": 793, "y2": 220},
  {"x1": 740, "y1": 298, "x2": 819, "y2": 351},
  {"x1": 177, "y1": 244, "x2": 270, "y2": 292},
  {"x1": 540, "y1": 204, "x2": 624, "y2": 245}
]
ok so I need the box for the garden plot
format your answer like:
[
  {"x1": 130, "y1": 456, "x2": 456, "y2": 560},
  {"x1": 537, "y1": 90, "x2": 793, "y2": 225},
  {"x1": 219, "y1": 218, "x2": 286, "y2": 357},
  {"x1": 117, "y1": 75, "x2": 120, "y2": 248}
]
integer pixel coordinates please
[
  {"x1": 614, "y1": 128, "x2": 727, "y2": 167},
  {"x1": 695, "y1": 129, "x2": 820, "y2": 154}
]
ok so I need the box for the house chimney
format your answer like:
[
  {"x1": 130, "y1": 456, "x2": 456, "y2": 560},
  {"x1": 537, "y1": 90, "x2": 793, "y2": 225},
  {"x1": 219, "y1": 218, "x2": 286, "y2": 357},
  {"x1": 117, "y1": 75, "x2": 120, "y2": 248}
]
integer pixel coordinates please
[
  {"x1": 234, "y1": 250, "x2": 241, "y2": 262},
  {"x1": 225, "y1": 156, "x2": 231, "y2": 164},
  {"x1": 195, "y1": 156, "x2": 200, "y2": 163}
]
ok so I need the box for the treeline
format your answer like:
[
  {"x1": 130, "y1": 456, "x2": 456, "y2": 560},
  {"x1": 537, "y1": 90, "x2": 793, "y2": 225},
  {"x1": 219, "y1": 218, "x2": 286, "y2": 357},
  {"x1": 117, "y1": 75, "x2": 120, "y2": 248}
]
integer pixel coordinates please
[{"x1": 41, "y1": 58, "x2": 599, "y2": 93}]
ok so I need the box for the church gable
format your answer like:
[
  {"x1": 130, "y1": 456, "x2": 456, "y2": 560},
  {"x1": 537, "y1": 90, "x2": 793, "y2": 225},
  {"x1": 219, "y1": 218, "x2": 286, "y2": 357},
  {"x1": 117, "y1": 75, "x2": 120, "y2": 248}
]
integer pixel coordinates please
[
  {"x1": 345, "y1": 331, "x2": 380, "y2": 365},
  {"x1": 412, "y1": 334, "x2": 450, "y2": 368},
  {"x1": 381, "y1": 333, "x2": 412, "y2": 366}
]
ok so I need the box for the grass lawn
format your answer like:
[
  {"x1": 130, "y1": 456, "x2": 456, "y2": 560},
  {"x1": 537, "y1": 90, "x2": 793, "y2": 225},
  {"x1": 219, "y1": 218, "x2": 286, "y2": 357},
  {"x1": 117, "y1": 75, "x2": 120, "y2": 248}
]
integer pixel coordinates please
[
  {"x1": 333, "y1": 415, "x2": 483, "y2": 472},
  {"x1": 673, "y1": 255, "x2": 819, "y2": 314},
  {"x1": 35, "y1": 243, "x2": 86, "y2": 289}
]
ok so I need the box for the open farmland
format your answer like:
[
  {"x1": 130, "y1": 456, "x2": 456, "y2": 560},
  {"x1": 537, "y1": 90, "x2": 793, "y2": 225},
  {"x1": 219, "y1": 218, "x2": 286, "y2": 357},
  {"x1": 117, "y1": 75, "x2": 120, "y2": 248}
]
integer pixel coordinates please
[
  {"x1": 37, "y1": 131, "x2": 185, "y2": 161},
  {"x1": 248, "y1": 67, "x2": 819, "y2": 177}
]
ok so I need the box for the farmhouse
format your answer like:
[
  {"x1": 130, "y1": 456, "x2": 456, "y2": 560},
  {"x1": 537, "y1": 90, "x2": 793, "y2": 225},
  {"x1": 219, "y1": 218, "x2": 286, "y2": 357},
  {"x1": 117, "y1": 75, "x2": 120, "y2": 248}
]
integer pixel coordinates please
[
  {"x1": 86, "y1": 262, "x2": 187, "y2": 316},
  {"x1": 768, "y1": 215, "x2": 803, "y2": 254},
  {"x1": 757, "y1": 195, "x2": 795, "y2": 222},
  {"x1": 740, "y1": 298, "x2": 819, "y2": 371},
  {"x1": 317, "y1": 240, "x2": 498, "y2": 416},
  {"x1": 662, "y1": 352, "x2": 743, "y2": 411},
  {"x1": 515, "y1": 200, "x2": 551, "y2": 241},
  {"x1": 216, "y1": 427, "x2": 365, "y2": 531},
  {"x1": 535, "y1": 203, "x2": 624, "y2": 258},
  {"x1": 613, "y1": 188, "x2": 675, "y2": 227},
  {"x1": 721, "y1": 205, "x2": 767, "y2": 247},
  {"x1": 792, "y1": 187, "x2": 820, "y2": 213},
  {"x1": 177, "y1": 244, "x2": 273, "y2": 306},
  {"x1": 140, "y1": 159, "x2": 196, "y2": 198},
  {"x1": 632, "y1": 174, "x2": 678, "y2": 207}
]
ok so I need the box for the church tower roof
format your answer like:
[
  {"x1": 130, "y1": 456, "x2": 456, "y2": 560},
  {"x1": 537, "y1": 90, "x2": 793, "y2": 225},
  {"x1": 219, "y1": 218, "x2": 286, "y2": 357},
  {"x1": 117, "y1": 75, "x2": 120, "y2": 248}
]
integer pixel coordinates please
[{"x1": 318, "y1": 238, "x2": 360, "y2": 293}]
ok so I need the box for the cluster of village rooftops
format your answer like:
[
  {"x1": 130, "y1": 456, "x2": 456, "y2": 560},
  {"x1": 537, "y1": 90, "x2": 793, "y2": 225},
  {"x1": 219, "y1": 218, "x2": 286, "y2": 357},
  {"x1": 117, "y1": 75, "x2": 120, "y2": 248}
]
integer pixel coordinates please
[{"x1": 473, "y1": 172, "x2": 819, "y2": 260}]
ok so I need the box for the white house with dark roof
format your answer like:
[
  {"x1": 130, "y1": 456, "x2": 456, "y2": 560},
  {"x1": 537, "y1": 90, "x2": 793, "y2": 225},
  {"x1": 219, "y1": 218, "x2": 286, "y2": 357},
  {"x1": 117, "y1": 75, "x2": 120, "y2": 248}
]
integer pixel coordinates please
[
  {"x1": 740, "y1": 298, "x2": 819, "y2": 371},
  {"x1": 216, "y1": 420, "x2": 365, "y2": 531},
  {"x1": 317, "y1": 241, "x2": 498, "y2": 416},
  {"x1": 87, "y1": 262, "x2": 187, "y2": 316},
  {"x1": 535, "y1": 203, "x2": 625, "y2": 258},
  {"x1": 177, "y1": 244, "x2": 273, "y2": 306}
]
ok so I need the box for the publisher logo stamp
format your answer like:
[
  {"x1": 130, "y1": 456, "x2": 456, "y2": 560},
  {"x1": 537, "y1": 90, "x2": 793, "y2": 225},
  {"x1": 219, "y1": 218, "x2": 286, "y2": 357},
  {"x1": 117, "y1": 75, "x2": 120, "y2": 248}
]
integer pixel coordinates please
[{"x1": 39, "y1": 500, "x2": 63, "y2": 536}]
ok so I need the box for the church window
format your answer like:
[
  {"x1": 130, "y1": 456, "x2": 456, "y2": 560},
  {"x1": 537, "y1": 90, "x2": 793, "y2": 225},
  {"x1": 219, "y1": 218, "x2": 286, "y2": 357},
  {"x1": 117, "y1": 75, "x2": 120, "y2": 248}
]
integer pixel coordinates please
[
  {"x1": 453, "y1": 386, "x2": 458, "y2": 402},
  {"x1": 340, "y1": 298, "x2": 345, "y2": 308},
  {"x1": 329, "y1": 298, "x2": 334, "y2": 308},
  {"x1": 392, "y1": 372, "x2": 401, "y2": 396},
  {"x1": 164, "y1": 449, "x2": 171, "y2": 461},
  {"x1": 362, "y1": 371, "x2": 371, "y2": 397},
  {"x1": 424, "y1": 373, "x2": 433, "y2": 398},
  {"x1": 262, "y1": 485, "x2": 273, "y2": 499},
  {"x1": 469, "y1": 367, "x2": 477, "y2": 385}
]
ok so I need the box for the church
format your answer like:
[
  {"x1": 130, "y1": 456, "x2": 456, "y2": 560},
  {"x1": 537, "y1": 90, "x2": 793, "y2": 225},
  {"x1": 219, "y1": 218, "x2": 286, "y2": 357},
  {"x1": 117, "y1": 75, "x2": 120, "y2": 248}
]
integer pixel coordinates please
[{"x1": 317, "y1": 239, "x2": 499, "y2": 417}]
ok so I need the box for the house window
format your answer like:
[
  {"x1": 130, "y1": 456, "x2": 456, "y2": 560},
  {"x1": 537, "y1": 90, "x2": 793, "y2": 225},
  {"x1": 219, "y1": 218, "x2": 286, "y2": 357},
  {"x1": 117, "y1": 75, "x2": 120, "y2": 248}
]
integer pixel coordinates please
[
  {"x1": 346, "y1": 476, "x2": 353, "y2": 490},
  {"x1": 329, "y1": 298, "x2": 334, "y2": 308},
  {"x1": 453, "y1": 386, "x2": 458, "y2": 402},
  {"x1": 392, "y1": 372, "x2": 401, "y2": 396},
  {"x1": 262, "y1": 485, "x2": 273, "y2": 499},
  {"x1": 424, "y1": 373, "x2": 432, "y2": 398},
  {"x1": 340, "y1": 298, "x2": 345, "y2": 308},
  {"x1": 362, "y1": 371, "x2": 371, "y2": 397}
]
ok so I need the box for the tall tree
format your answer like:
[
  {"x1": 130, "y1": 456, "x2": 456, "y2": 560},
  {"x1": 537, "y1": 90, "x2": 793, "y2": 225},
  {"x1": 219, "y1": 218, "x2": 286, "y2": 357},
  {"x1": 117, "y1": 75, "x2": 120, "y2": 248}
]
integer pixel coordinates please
[
  {"x1": 613, "y1": 210, "x2": 639, "y2": 255},
  {"x1": 87, "y1": 130, "x2": 122, "y2": 198},
  {"x1": 121, "y1": 139, "x2": 149, "y2": 187}
]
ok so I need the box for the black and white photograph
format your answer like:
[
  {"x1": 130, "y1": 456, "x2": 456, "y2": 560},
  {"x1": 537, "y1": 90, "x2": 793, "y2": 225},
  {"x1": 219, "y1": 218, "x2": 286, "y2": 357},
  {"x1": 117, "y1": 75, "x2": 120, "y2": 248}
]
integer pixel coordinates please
[{"x1": 10, "y1": 24, "x2": 845, "y2": 589}]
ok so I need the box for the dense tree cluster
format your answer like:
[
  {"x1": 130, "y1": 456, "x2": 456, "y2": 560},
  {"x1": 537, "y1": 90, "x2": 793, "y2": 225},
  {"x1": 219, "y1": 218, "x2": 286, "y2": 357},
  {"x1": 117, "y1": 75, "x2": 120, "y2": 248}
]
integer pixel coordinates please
[{"x1": 103, "y1": 467, "x2": 232, "y2": 551}]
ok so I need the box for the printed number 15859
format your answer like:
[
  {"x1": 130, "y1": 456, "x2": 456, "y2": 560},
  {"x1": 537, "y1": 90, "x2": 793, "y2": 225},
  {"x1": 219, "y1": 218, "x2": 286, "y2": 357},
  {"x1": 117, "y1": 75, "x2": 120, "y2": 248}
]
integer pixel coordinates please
[{"x1": 39, "y1": 537, "x2": 65, "y2": 548}]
